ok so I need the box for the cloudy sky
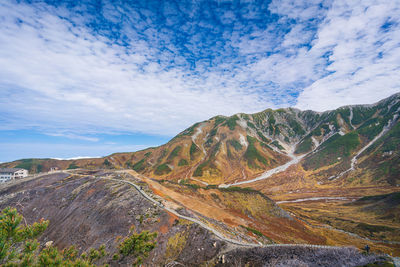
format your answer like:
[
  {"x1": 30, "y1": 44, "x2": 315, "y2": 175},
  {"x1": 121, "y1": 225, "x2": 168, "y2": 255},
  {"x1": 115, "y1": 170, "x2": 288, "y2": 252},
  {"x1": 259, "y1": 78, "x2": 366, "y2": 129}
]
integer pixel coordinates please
[{"x1": 1, "y1": 0, "x2": 400, "y2": 162}]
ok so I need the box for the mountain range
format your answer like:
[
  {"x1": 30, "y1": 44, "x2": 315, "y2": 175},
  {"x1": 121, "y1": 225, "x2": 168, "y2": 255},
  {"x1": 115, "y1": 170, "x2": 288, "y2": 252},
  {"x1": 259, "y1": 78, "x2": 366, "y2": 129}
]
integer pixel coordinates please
[
  {"x1": 3, "y1": 92, "x2": 399, "y2": 188},
  {"x1": 2, "y1": 93, "x2": 400, "y2": 263}
]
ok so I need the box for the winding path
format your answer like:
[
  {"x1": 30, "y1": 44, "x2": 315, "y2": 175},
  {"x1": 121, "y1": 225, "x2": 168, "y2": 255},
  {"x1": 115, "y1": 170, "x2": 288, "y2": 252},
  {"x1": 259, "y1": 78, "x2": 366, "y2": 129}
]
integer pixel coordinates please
[
  {"x1": 94, "y1": 175, "x2": 257, "y2": 247},
  {"x1": 88, "y1": 172, "x2": 348, "y2": 251}
]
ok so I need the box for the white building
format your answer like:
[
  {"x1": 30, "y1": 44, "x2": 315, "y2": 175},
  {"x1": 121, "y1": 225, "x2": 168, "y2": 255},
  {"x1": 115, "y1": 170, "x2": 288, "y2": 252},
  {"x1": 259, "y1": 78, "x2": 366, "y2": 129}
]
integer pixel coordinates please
[{"x1": 0, "y1": 168, "x2": 29, "y2": 183}]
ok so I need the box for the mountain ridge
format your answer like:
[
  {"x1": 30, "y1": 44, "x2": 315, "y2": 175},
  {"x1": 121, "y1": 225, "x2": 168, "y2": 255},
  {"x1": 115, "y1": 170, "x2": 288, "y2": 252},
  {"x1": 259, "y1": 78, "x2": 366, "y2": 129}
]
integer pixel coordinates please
[{"x1": 2, "y1": 92, "x2": 400, "y2": 187}]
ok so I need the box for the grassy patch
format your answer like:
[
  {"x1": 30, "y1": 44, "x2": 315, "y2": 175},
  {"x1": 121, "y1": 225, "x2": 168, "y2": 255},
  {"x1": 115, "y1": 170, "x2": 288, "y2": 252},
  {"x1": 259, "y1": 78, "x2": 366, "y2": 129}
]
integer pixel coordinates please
[
  {"x1": 270, "y1": 140, "x2": 284, "y2": 150},
  {"x1": 193, "y1": 143, "x2": 220, "y2": 177},
  {"x1": 303, "y1": 132, "x2": 360, "y2": 170},
  {"x1": 351, "y1": 106, "x2": 377, "y2": 125},
  {"x1": 165, "y1": 231, "x2": 188, "y2": 260},
  {"x1": 67, "y1": 163, "x2": 79, "y2": 170},
  {"x1": 356, "y1": 222, "x2": 396, "y2": 233},
  {"x1": 240, "y1": 225, "x2": 264, "y2": 237},
  {"x1": 218, "y1": 186, "x2": 260, "y2": 194},
  {"x1": 213, "y1": 116, "x2": 226, "y2": 126},
  {"x1": 190, "y1": 142, "x2": 200, "y2": 160},
  {"x1": 178, "y1": 159, "x2": 188, "y2": 166},
  {"x1": 288, "y1": 117, "x2": 305, "y2": 136},
  {"x1": 227, "y1": 139, "x2": 242, "y2": 151},
  {"x1": 132, "y1": 159, "x2": 146, "y2": 172},
  {"x1": 257, "y1": 131, "x2": 269, "y2": 143},
  {"x1": 224, "y1": 115, "x2": 239, "y2": 130},
  {"x1": 295, "y1": 136, "x2": 313, "y2": 154},
  {"x1": 244, "y1": 136, "x2": 267, "y2": 169},
  {"x1": 154, "y1": 164, "x2": 172, "y2": 175},
  {"x1": 168, "y1": 146, "x2": 181, "y2": 161},
  {"x1": 247, "y1": 121, "x2": 256, "y2": 129},
  {"x1": 357, "y1": 117, "x2": 385, "y2": 140}
]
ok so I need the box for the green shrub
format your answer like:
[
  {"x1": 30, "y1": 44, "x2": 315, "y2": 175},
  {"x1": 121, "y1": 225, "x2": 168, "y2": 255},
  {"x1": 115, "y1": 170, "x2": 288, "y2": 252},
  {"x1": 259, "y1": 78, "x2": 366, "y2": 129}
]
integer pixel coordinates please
[
  {"x1": 132, "y1": 159, "x2": 146, "y2": 172},
  {"x1": 270, "y1": 140, "x2": 284, "y2": 150},
  {"x1": 240, "y1": 225, "x2": 265, "y2": 237},
  {"x1": 257, "y1": 131, "x2": 269, "y2": 143},
  {"x1": 303, "y1": 132, "x2": 360, "y2": 170},
  {"x1": 227, "y1": 139, "x2": 243, "y2": 151},
  {"x1": 224, "y1": 115, "x2": 239, "y2": 130},
  {"x1": 67, "y1": 163, "x2": 79, "y2": 170},
  {"x1": 295, "y1": 137, "x2": 313, "y2": 154},
  {"x1": 178, "y1": 159, "x2": 188, "y2": 166},
  {"x1": 154, "y1": 164, "x2": 172, "y2": 175},
  {"x1": 0, "y1": 207, "x2": 108, "y2": 266},
  {"x1": 168, "y1": 146, "x2": 181, "y2": 160},
  {"x1": 118, "y1": 230, "x2": 157, "y2": 266},
  {"x1": 190, "y1": 142, "x2": 200, "y2": 160},
  {"x1": 244, "y1": 136, "x2": 267, "y2": 169}
]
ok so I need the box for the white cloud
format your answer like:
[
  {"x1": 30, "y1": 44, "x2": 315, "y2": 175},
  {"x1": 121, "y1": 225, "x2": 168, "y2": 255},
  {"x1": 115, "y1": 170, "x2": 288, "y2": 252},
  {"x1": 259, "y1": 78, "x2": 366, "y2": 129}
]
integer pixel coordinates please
[
  {"x1": 0, "y1": 0, "x2": 399, "y2": 140},
  {"x1": 296, "y1": 0, "x2": 400, "y2": 110},
  {"x1": 45, "y1": 133, "x2": 100, "y2": 142},
  {"x1": 0, "y1": 1, "x2": 272, "y2": 136}
]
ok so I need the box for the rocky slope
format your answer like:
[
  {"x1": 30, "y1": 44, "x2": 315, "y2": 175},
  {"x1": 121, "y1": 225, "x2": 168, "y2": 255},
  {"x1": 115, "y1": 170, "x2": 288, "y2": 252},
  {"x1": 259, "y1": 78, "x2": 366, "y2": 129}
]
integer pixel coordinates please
[{"x1": 0, "y1": 171, "x2": 387, "y2": 266}]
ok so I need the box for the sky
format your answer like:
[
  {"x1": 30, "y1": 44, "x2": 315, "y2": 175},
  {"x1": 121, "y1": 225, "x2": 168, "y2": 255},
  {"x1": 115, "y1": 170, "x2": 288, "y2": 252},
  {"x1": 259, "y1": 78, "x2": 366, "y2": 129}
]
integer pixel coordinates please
[{"x1": 1, "y1": 0, "x2": 400, "y2": 162}]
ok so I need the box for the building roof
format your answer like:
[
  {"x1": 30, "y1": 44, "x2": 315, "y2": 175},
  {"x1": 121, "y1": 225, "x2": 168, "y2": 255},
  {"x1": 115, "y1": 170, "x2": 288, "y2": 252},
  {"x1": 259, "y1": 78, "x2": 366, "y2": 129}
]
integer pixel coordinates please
[{"x1": 0, "y1": 168, "x2": 27, "y2": 173}]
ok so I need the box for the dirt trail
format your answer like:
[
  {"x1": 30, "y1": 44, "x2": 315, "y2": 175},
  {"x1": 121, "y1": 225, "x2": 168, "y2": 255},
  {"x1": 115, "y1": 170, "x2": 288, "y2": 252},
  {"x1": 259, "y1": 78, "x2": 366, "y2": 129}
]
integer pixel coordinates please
[{"x1": 96, "y1": 172, "x2": 349, "y2": 250}]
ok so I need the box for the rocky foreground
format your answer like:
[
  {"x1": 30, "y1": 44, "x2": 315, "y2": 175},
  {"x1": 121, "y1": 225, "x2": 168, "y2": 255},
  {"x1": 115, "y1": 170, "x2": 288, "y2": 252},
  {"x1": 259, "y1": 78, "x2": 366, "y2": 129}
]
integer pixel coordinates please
[{"x1": 0, "y1": 171, "x2": 392, "y2": 266}]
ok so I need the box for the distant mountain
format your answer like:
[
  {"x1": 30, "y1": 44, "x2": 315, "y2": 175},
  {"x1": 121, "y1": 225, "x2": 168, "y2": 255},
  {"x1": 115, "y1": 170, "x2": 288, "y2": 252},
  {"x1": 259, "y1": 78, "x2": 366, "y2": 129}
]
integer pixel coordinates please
[{"x1": 2, "y1": 92, "x2": 399, "y2": 186}]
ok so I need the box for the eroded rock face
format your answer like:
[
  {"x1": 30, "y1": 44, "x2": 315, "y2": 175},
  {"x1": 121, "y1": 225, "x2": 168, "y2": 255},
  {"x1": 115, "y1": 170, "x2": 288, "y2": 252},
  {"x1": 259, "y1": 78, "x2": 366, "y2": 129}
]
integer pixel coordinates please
[
  {"x1": 215, "y1": 246, "x2": 385, "y2": 267},
  {"x1": 0, "y1": 172, "x2": 225, "y2": 266}
]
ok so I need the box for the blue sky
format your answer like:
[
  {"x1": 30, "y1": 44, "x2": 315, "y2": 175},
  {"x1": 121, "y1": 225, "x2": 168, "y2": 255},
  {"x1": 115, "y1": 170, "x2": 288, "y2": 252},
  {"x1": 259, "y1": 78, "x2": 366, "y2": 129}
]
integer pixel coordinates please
[{"x1": 1, "y1": 0, "x2": 400, "y2": 162}]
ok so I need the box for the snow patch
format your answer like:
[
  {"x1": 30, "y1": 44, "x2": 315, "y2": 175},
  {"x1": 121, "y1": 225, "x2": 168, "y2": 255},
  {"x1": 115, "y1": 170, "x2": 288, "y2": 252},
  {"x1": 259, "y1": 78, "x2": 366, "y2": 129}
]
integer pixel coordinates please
[{"x1": 277, "y1": 197, "x2": 353, "y2": 204}]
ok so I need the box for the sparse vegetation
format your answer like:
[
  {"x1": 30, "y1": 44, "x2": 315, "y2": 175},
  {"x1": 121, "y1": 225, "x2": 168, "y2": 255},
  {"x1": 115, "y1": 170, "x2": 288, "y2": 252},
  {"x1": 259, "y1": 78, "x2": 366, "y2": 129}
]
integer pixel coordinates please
[
  {"x1": 215, "y1": 246, "x2": 385, "y2": 267},
  {"x1": 178, "y1": 159, "x2": 188, "y2": 166},
  {"x1": 0, "y1": 207, "x2": 110, "y2": 266},
  {"x1": 193, "y1": 142, "x2": 221, "y2": 177},
  {"x1": 165, "y1": 231, "x2": 188, "y2": 260}
]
